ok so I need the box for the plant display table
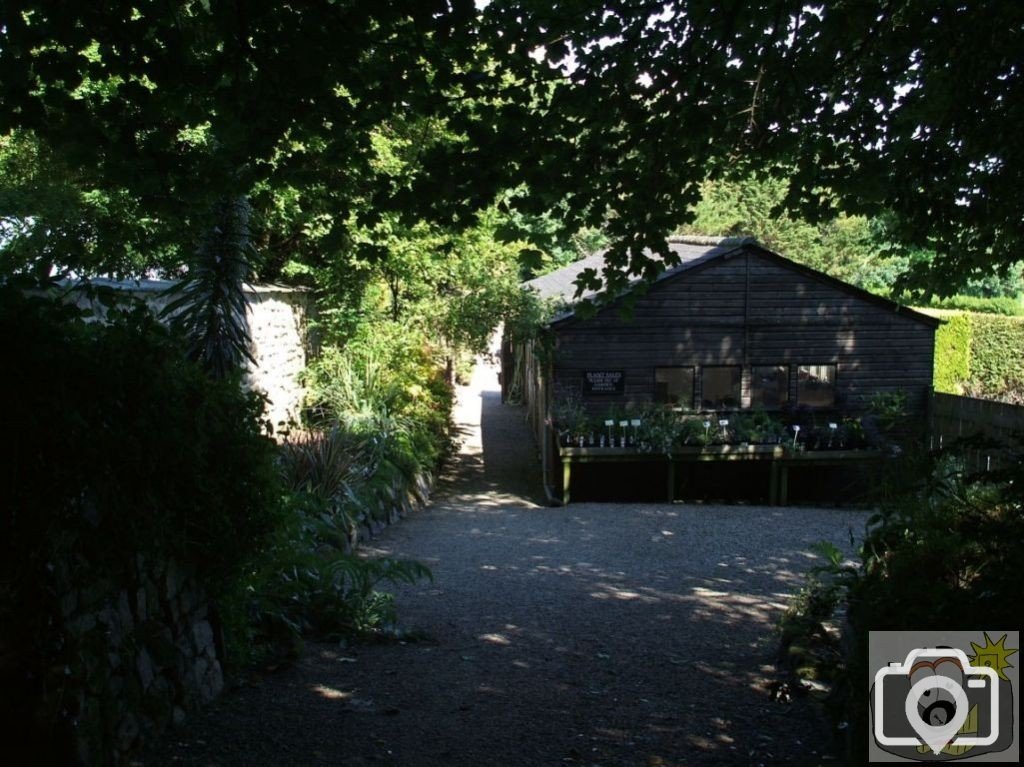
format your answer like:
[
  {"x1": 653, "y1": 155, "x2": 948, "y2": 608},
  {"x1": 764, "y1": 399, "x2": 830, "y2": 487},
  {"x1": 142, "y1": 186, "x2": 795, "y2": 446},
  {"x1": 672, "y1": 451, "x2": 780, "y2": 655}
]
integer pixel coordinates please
[{"x1": 558, "y1": 445, "x2": 883, "y2": 505}]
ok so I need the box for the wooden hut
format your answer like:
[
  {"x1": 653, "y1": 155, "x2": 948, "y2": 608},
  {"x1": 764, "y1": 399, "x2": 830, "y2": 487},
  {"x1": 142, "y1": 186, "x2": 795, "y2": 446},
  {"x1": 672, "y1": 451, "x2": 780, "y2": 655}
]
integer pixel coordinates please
[{"x1": 504, "y1": 236, "x2": 939, "y2": 504}]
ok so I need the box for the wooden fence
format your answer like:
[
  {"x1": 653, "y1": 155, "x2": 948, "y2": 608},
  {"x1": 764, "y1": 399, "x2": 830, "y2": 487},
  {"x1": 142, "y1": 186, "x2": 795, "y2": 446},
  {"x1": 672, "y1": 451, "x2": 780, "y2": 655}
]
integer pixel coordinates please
[{"x1": 929, "y1": 392, "x2": 1024, "y2": 472}]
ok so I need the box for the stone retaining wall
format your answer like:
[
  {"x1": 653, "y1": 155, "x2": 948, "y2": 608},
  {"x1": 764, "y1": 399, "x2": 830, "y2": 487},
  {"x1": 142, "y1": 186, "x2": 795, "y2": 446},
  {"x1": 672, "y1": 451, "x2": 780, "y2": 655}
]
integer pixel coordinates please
[{"x1": 56, "y1": 557, "x2": 222, "y2": 765}]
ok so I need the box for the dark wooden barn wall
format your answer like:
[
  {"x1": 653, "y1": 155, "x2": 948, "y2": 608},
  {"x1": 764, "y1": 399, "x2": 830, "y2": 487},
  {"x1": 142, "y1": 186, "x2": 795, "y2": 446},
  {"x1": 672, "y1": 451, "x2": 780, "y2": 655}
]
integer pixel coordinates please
[{"x1": 551, "y1": 250, "x2": 935, "y2": 417}]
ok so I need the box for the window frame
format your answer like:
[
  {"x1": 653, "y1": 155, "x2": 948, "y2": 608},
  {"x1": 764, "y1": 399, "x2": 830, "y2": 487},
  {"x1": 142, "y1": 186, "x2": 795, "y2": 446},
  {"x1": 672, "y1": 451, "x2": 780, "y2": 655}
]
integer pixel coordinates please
[
  {"x1": 700, "y1": 365, "x2": 742, "y2": 410},
  {"x1": 654, "y1": 366, "x2": 695, "y2": 409},
  {"x1": 749, "y1": 364, "x2": 791, "y2": 410},
  {"x1": 796, "y1": 363, "x2": 838, "y2": 408}
]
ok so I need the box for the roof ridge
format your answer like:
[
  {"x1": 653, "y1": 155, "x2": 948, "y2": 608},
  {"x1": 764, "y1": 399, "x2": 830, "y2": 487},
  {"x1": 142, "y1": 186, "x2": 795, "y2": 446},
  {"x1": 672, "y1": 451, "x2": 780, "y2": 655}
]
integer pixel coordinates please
[{"x1": 667, "y1": 234, "x2": 757, "y2": 247}]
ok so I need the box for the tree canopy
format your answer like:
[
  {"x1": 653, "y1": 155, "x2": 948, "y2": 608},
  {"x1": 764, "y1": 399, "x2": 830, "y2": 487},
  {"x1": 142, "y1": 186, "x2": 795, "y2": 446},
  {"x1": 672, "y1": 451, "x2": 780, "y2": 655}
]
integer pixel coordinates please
[
  {"x1": 478, "y1": 1, "x2": 1024, "y2": 295},
  {"x1": 2, "y1": 1, "x2": 1021, "y2": 294},
  {"x1": 0, "y1": 1, "x2": 510, "y2": 276}
]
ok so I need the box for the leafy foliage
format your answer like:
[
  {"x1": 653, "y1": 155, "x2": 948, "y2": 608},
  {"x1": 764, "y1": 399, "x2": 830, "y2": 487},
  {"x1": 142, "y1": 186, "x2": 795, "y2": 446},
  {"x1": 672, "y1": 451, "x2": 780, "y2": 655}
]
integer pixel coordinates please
[
  {"x1": 680, "y1": 175, "x2": 904, "y2": 291},
  {"x1": 933, "y1": 313, "x2": 973, "y2": 395},
  {"x1": 912, "y1": 293, "x2": 1024, "y2": 316},
  {"x1": 224, "y1": 425, "x2": 434, "y2": 664},
  {"x1": 4, "y1": 2, "x2": 1024, "y2": 296},
  {"x1": 932, "y1": 311, "x2": 1024, "y2": 402},
  {"x1": 0, "y1": 281, "x2": 281, "y2": 590},
  {"x1": 349, "y1": 207, "x2": 528, "y2": 355},
  {"x1": 233, "y1": 496, "x2": 432, "y2": 659},
  {"x1": 479, "y1": 1, "x2": 1024, "y2": 296},
  {"x1": 0, "y1": 130, "x2": 181, "y2": 278},
  {"x1": 967, "y1": 315, "x2": 1024, "y2": 404},
  {"x1": 304, "y1": 320, "x2": 454, "y2": 470},
  {"x1": 161, "y1": 196, "x2": 256, "y2": 378},
  {"x1": 0, "y1": 281, "x2": 282, "y2": 747},
  {"x1": 781, "y1": 443, "x2": 1024, "y2": 762}
]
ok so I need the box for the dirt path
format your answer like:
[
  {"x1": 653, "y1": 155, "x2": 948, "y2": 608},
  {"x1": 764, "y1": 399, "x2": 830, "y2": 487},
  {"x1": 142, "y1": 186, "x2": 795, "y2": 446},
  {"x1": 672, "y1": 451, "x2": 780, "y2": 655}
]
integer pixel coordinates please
[{"x1": 150, "y1": 358, "x2": 866, "y2": 766}]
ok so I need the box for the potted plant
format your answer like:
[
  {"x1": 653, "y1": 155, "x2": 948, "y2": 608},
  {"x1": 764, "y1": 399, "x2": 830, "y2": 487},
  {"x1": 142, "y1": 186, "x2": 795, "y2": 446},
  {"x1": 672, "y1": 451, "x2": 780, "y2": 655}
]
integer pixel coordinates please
[
  {"x1": 552, "y1": 395, "x2": 590, "y2": 447},
  {"x1": 635, "y1": 405, "x2": 681, "y2": 456},
  {"x1": 677, "y1": 416, "x2": 710, "y2": 447}
]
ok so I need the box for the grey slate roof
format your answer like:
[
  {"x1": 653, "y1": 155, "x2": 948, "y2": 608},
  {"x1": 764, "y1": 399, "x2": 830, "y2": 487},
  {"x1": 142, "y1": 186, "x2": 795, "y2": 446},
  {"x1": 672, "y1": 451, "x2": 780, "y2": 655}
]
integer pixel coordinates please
[{"x1": 524, "y1": 235, "x2": 754, "y2": 304}]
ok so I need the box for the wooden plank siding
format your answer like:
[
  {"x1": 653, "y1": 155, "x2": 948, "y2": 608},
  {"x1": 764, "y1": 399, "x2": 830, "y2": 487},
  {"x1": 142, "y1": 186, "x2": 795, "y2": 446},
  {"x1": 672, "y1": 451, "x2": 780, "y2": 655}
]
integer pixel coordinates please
[
  {"x1": 929, "y1": 392, "x2": 1024, "y2": 473},
  {"x1": 549, "y1": 248, "x2": 936, "y2": 420}
]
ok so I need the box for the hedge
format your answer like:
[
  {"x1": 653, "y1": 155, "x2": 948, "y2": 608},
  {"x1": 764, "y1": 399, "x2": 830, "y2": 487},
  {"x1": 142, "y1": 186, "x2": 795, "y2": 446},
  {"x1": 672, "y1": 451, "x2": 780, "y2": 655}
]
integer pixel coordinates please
[
  {"x1": 1, "y1": 284, "x2": 282, "y2": 759},
  {"x1": 931, "y1": 310, "x2": 1024, "y2": 402},
  {"x1": 933, "y1": 312, "x2": 972, "y2": 394},
  {"x1": 970, "y1": 314, "x2": 1024, "y2": 401}
]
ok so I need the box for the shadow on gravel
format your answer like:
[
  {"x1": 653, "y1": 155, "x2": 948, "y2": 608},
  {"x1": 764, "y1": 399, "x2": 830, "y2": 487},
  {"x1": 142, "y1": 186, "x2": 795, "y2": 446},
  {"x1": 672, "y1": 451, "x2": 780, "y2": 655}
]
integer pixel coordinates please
[{"x1": 145, "y1": 363, "x2": 866, "y2": 767}]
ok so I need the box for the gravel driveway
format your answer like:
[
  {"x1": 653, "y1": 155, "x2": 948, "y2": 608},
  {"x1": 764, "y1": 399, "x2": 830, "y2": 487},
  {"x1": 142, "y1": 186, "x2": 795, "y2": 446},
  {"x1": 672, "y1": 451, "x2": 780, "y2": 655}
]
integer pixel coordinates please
[{"x1": 151, "y1": 359, "x2": 868, "y2": 766}]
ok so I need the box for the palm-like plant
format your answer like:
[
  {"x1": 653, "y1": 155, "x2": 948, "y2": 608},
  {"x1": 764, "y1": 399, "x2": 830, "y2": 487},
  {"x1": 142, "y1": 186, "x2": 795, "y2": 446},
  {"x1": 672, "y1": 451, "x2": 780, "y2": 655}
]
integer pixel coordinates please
[{"x1": 162, "y1": 196, "x2": 256, "y2": 378}]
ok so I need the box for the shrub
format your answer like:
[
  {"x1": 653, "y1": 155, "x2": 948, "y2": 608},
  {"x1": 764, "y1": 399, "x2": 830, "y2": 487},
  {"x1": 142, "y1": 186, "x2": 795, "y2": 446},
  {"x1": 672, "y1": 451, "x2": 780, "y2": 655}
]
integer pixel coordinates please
[
  {"x1": 909, "y1": 293, "x2": 1023, "y2": 316},
  {"x1": 302, "y1": 320, "x2": 454, "y2": 472},
  {"x1": 933, "y1": 312, "x2": 972, "y2": 394},
  {"x1": 224, "y1": 428, "x2": 433, "y2": 664},
  {"x1": 781, "y1": 444, "x2": 1024, "y2": 763},
  {"x1": 968, "y1": 314, "x2": 1024, "y2": 403},
  {"x1": 0, "y1": 283, "x2": 281, "y2": 594},
  {"x1": 0, "y1": 282, "x2": 282, "y2": 753},
  {"x1": 931, "y1": 311, "x2": 1024, "y2": 402}
]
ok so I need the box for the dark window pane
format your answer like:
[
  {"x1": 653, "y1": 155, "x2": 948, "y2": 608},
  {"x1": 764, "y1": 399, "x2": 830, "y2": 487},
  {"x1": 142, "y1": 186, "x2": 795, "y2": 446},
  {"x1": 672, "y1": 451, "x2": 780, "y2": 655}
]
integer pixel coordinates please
[
  {"x1": 797, "y1": 364, "x2": 836, "y2": 407},
  {"x1": 751, "y1": 365, "x2": 789, "y2": 408},
  {"x1": 654, "y1": 367, "x2": 694, "y2": 408},
  {"x1": 701, "y1": 366, "x2": 741, "y2": 409}
]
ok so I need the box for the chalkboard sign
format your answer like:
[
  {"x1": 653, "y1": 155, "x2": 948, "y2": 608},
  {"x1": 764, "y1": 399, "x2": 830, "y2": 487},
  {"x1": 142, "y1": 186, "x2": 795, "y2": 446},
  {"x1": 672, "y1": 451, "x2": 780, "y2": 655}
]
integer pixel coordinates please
[{"x1": 584, "y1": 370, "x2": 624, "y2": 395}]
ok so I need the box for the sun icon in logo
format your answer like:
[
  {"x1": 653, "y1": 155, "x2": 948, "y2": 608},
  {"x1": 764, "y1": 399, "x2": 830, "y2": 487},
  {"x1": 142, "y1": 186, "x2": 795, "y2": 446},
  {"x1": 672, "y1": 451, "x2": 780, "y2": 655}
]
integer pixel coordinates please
[{"x1": 968, "y1": 632, "x2": 1018, "y2": 682}]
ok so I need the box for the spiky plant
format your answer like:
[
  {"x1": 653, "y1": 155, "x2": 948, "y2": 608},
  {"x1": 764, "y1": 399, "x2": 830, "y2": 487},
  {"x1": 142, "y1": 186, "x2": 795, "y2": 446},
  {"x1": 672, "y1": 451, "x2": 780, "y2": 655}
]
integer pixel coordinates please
[{"x1": 162, "y1": 196, "x2": 256, "y2": 378}]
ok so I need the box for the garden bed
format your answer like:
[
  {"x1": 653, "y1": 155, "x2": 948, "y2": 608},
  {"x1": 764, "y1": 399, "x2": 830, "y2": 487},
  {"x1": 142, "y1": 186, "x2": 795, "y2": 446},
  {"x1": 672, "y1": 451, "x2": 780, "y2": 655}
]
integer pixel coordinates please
[{"x1": 558, "y1": 444, "x2": 883, "y2": 505}]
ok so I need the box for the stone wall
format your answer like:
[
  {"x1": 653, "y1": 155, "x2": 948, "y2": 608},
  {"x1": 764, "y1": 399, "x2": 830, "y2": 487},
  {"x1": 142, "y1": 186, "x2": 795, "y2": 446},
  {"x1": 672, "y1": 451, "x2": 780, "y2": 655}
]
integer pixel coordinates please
[
  {"x1": 56, "y1": 556, "x2": 223, "y2": 765},
  {"x1": 242, "y1": 285, "x2": 313, "y2": 430},
  {"x1": 66, "y1": 279, "x2": 313, "y2": 433}
]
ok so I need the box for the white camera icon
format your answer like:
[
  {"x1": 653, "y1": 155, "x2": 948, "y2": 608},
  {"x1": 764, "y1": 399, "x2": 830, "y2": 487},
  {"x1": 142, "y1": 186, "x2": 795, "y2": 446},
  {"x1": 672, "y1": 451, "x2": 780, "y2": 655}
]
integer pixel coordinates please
[{"x1": 874, "y1": 647, "x2": 1000, "y2": 752}]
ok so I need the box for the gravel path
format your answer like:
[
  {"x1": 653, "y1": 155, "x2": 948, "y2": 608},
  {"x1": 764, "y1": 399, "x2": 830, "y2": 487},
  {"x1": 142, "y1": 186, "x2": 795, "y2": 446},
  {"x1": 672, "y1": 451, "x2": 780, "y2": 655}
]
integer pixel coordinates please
[{"x1": 150, "y1": 358, "x2": 868, "y2": 766}]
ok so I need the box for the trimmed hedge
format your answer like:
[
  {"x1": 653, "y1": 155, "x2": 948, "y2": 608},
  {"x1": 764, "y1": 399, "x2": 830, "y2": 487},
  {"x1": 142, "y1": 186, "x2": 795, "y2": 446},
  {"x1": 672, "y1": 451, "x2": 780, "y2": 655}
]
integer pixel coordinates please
[
  {"x1": 917, "y1": 294, "x2": 1023, "y2": 316},
  {"x1": 970, "y1": 314, "x2": 1024, "y2": 402},
  {"x1": 932, "y1": 310, "x2": 1024, "y2": 402},
  {"x1": 933, "y1": 312, "x2": 972, "y2": 394}
]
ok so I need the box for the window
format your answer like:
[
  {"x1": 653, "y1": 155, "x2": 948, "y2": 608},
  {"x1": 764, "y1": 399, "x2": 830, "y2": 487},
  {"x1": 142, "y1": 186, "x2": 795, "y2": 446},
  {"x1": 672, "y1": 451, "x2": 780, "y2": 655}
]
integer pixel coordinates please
[
  {"x1": 701, "y1": 366, "x2": 741, "y2": 409},
  {"x1": 797, "y1": 364, "x2": 837, "y2": 407},
  {"x1": 750, "y1": 365, "x2": 790, "y2": 408},
  {"x1": 654, "y1": 367, "x2": 694, "y2": 408}
]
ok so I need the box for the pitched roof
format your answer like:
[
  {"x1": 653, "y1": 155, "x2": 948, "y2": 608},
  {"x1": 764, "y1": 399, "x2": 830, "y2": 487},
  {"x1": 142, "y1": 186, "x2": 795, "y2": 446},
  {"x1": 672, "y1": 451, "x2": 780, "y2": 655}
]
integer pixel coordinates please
[
  {"x1": 525, "y1": 236, "x2": 753, "y2": 304},
  {"x1": 523, "y1": 235, "x2": 940, "y2": 328}
]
